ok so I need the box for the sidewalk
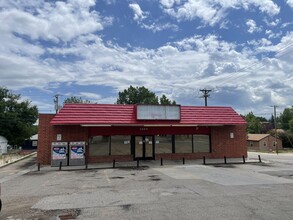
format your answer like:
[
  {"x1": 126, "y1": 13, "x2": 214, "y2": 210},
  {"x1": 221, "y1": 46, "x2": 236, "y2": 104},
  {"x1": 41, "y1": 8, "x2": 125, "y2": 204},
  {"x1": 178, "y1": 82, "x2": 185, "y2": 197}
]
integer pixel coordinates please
[
  {"x1": 0, "y1": 150, "x2": 37, "y2": 168},
  {"x1": 0, "y1": 151, "x2": 266, "y2": 172},
  {"x1": 38, "y1": 155, "x2": 262, "y2": 172}
]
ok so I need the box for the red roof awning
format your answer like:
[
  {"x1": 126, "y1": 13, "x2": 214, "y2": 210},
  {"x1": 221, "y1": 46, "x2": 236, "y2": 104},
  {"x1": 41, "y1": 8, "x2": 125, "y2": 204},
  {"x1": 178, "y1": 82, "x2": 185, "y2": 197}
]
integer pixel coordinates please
[{"x1": 50, "y1": 104, "x2": 246, "y2": 126}]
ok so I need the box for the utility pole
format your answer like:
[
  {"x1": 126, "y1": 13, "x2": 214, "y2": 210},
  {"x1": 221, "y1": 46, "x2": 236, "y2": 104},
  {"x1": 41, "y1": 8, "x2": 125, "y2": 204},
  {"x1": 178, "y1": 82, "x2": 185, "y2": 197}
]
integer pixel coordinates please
[
  {"x1": 200, "y1": 89, "x2": 212, "y2": 106},
  {"x1": 54, "y1": 94, "x2": 60, "y2": 114},
  {"x1": 271, "y1": 105, "x2": 279, "y2": 154}
]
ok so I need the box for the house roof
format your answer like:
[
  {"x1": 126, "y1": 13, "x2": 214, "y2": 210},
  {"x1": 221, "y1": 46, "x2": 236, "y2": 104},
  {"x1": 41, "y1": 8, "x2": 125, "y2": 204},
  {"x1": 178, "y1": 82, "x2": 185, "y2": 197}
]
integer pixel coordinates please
[
  {"x1": 50, "y1": 104, "x2": 246, "y2": 126},
  {"x1": 30, "y1": 134, "x2": 38, "y2": 140},
  {"x1": 247, "y1": 134, "x2": 271, "y2": 141}
]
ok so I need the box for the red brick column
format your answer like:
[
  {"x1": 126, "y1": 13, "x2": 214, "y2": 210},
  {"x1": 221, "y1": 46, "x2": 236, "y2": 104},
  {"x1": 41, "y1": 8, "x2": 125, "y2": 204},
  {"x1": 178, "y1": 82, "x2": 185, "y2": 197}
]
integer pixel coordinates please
[
  {"x1": 37, "y1": 114, "x2": 55, "y2": 165},
  {"x1": 38, "y1": 114, "x2": 90, "y2": 165},
  {"x1": 211, "y1": 125, "x2": 247, "y2": 158}
]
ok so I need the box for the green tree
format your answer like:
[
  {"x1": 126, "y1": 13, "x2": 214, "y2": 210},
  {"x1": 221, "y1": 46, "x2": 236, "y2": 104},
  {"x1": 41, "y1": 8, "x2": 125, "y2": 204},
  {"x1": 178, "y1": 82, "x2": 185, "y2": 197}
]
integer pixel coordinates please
[
  {"x1": 116, "y1": 86, "x2": 159, "y2": 104},
  {"x1": 280, "y1": 107, "x2": 293, "y2": 130},
  {"x1": 277, "y1": 132, "x2": 293, "y2": 148},
  {"x1": 116, "y1": 86, "x2": 177, "y2": 105},
  {"x1": 63, "y1": 96, "x2": 91, "y2": 104},
  {"x1": 0, "y1": 87, "x2": 38, "y2": 146},
  {"x1": 159, "y1": 94, "x2": 176, "y2": 105},
  {"x1": 245, "y1": 112, "x2": 262, "y2": 134},
  {"x1": 289, "y1": 119, "x2": 293, "y2": 133}
]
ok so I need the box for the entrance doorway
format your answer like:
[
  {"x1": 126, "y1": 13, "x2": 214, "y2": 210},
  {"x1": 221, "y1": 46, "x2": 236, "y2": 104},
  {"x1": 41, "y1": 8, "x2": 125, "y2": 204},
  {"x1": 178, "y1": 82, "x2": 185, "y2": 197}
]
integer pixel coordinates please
[{"x1": 134, "y1": 136, "x2": 154, "y2": 160}]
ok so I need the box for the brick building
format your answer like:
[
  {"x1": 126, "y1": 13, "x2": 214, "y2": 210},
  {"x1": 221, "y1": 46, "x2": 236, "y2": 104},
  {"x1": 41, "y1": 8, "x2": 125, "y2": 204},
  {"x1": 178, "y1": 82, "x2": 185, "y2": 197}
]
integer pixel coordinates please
[
  {"x1": 38, "y1": 104, "x2": 247, "y2": 165},
  {"x1": 247, "y1": 134, "x2": 282, "y2": 151}
]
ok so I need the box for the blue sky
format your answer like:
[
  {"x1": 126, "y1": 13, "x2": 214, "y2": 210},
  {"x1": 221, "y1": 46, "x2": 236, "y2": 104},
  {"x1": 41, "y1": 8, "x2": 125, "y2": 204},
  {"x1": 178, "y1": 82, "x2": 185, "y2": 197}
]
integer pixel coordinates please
[{"x1": 0, "y1": 0, "x2": 293, "y2": 118}]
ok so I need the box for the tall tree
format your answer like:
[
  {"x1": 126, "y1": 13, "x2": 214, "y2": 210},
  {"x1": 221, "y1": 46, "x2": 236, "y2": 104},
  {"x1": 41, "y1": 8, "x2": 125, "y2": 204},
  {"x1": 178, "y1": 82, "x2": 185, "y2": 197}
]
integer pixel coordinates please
[
  {"x1": 0, "y1": 87, "x2": 38, "y2": 146},
  {"x1": 116, "y1": 86, "x2": 159, "y2": 104},
  {"x1": 160, "y1": 94, "x2": 176, "y2": 105},
  {"x1": 245, "y1": 112, "x2": 262, "y2": 134},
  {"x1": 116, "y1": 86, "x2": 177, "y2": 105},
  {"x1": 289, "y1": 119, "x2": 293, "y2": 133},
  {"x1": 280, "y1": 107, "x2": 293, "y2": 130},
  {"x1": 63, "y1": 96, "x2": 91, "y2": 104}
]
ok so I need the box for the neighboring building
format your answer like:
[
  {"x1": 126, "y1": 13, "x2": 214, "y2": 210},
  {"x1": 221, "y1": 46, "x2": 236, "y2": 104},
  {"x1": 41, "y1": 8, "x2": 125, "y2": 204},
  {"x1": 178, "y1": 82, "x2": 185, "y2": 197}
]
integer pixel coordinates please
[
  {"x1": 0, "y1": 136, "x2": 8, "y2": 154},
  {"x1": 22, "y1": 134, "x2": 38, "y2": 150},
  {"x1": 38, "y1": 104, "x2": 247, "y2": 165},
  {"x1": 247, "y1": 134, "x2": 282, "y2": 151}
]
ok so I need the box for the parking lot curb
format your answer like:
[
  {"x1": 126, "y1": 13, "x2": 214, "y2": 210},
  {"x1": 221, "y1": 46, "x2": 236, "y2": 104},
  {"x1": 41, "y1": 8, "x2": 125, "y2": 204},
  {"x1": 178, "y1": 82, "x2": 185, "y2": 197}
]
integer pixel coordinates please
[{"x1": 0, "y1": 152, "x2": 37, "y2": 168}]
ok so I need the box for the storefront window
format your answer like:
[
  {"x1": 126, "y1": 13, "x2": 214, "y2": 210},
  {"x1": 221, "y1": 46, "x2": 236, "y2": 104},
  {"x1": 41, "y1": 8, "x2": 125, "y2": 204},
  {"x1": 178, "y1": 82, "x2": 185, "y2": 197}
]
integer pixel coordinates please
[
  {"x1": 193, "y1": 135, "x2": 210, "y2": 152},
  {"x1": 175, "y1": 135, "x2": 192, "y2": 153},
  {"x1": 89, "y1": 136, "x2": 110, "y2": 156},
  {"x1": 155, "y1": 135, "x2": 172, "y2": 153},
  {"x1": 111, "y1": 135, "x2": 131, "y2": 155}
]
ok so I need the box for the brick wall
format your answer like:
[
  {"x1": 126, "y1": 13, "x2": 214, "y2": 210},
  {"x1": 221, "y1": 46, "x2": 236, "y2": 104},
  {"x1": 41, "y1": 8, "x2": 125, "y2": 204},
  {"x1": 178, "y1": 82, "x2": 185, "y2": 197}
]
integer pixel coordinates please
[
  {"x1": 38, "y1": 113, "x2": 247, "y2": 164},
  {"x1": 248, "y1": 136, "x2": 283, "y2": 151},
  {"x1": 210, "y1": 125, "x2": 247, "y2": 158},
  {"x1": 156, "y1": 125, "x2": 247, "y2": 160},
  {"x1": 37, "y1": 114, "x2": 55, "y2": 165},
  {"x1": 38, "y1": 114, "x2": 89, "y2": 165}
]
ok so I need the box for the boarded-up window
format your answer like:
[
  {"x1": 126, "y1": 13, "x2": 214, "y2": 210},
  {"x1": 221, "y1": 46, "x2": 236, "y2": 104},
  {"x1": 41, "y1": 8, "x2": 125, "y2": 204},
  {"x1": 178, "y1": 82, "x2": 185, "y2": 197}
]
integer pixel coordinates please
[
  {"x1": 175, "y1": 135, "x2": 192, "y2": 153},
  {"x1": 111, "y1": 135, "x2": 131, "y2": 155},
  {"x1": 155, "y1": 135, "x2": 172, "y2": 153},
  {"x1": 89, "y1": 136, "x2": 110, "y2": 156},
  {"x1": 193, "y1": 135, "x2": 210, "y2": 152}
]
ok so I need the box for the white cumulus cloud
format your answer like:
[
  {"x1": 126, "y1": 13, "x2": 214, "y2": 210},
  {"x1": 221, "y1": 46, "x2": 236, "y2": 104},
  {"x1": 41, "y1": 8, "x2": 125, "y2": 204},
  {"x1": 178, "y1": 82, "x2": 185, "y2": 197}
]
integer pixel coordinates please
[
  {"x1": 287, "y1": 0, "x2": 293, "y2": 8},
  {"x1": 0, "y1": 0, "x2": 104, "y2": 43},
  {"x1": 129, "y1": 3, "x2": 147, "y2": 21},
  {"x1": 160, "y1": 0, "x2": 280, "y2": 26},
  {"x1": 246, "y1": 19, "x2": 262, "y2": 33}
]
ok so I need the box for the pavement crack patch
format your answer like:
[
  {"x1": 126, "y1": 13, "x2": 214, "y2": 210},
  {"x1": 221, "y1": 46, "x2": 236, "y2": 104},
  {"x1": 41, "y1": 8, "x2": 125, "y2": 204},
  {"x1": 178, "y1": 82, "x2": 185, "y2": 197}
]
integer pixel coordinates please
[
  {"x1": 108, "y1": 200, "x2": 122, "y2": 206},
  {"x1": 149, "y1": 174, "x2": 162, "y2": 181},
  {"x1": 110, "y1": 176, "x2": 124, "y2": 179},
  {"x1": 120, "y1": 204, "x2": 132, "y2": 211}
]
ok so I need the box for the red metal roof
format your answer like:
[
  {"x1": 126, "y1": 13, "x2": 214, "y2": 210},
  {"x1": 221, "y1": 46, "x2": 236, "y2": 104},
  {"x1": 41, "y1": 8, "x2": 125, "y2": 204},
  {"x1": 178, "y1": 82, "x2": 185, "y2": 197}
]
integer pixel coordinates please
[{"x1": 50, "y1": 104, "x2": 246, "y2": 126}]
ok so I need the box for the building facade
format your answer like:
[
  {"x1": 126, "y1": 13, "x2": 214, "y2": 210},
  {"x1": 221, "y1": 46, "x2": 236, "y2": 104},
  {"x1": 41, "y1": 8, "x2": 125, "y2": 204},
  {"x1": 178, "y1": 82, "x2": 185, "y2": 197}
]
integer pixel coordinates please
[
  {"x1": 247, "y1": 134, "x2": 282, "y2": 151},
  {"x1": 38, "y1": 104, "x2": 247, "y2": 165}
]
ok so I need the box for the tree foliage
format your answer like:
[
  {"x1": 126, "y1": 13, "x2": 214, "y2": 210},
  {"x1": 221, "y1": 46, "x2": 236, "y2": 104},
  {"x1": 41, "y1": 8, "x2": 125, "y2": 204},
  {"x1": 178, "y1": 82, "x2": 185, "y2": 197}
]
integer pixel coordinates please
[
  {"x1": 245, "y1": 112, "x2": 267, "y2": 134},
  {"x1": 63, "y1": 96, "x2": 92, "y2": 104},
  {"x1": 272, "y1": 131, "x2": 293, "y2": 148},
  {"x1": 0, "y1": 87, "x2": 38, "y2": 146},
  {"x1": 280, "y1": 107, "x2": 293, "y2": 131},
  {"x1": 116, "y1": 86, "x2": 177, "y2": 105},
  {"x1": 289, "y1": 119, "x2": 293, "y2": 133},
  {"x1": 160, "y1": 94, "x2": 176, "y2": 105}
]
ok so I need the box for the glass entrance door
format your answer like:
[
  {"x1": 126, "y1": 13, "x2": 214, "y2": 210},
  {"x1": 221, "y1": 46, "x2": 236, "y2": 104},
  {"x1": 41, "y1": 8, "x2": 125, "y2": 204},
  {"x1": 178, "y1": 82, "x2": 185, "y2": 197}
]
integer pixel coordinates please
[{"x1": 134, "y1": 136, "x2": 154, "y2": 160}]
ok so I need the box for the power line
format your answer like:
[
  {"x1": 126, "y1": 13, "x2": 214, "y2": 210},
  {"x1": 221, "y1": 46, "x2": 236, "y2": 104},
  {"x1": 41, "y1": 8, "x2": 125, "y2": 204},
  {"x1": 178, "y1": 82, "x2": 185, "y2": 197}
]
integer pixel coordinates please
[
  {"x1": 199, "y1": 89, "x2": 212, "y2": 106},
  {"x1": 271, "y1": 105, "x2": 279, "y2": 154}
]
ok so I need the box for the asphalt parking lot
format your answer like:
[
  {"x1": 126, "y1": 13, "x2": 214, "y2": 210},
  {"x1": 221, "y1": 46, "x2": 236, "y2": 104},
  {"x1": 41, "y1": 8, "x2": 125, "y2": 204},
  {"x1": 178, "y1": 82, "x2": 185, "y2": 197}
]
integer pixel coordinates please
[{"x1": 1, "y1": 152, "x2": 293, "y2": 219}]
